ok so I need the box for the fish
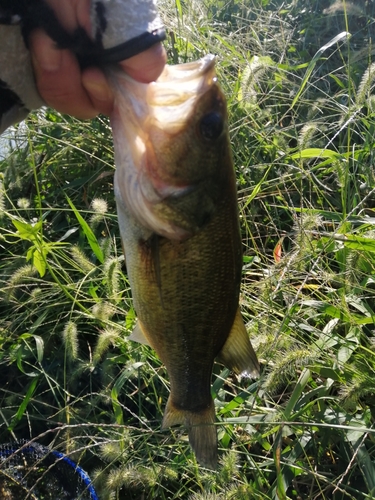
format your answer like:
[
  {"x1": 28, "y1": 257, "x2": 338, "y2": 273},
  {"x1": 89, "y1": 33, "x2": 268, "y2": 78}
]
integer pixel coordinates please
[{"x1": 109, "y1": 54, "x2": 260, "y2": 469}]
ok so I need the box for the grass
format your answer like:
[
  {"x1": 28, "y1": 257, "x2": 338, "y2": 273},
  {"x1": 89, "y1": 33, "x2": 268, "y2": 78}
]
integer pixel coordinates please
[{"x1": 1, "y1": 0, "x2": 375, "y2": 498}]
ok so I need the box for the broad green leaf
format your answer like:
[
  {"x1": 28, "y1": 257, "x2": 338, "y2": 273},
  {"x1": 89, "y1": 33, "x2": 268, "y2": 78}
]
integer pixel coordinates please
[
  {"x1": 243, "y1": 255, "x2": 255, "y2": 264},
  {"x1": 12, "y1": 219, "x2": 42, "y2": 241},
  {"x1": 302, "y1": 300, "x2": 375, "y2": 325},
  {"x1": 220, "y1": 396, "x2": 245, "y2": 415},
  {"x1": 32, "y1": 249, "x2": 46, "y2": 277},
  {"x1": 290, "y1": 148, "x2": 339, "y2": 160},
  {"x1": 341, "y1": 234, "x2": 375, "y2": 253},
  {"x1": 219, "y1": 429, "x2": 232, "y2": 448},
  {"x1": 125, "y1": 307, "x2": 136, "y2": 331},
  {"x1": 66, "y1": 196, "x2": 104, "y2": 263},
  {"x1": 27, "y1": 247, "x2": 47, "y2": 277}
]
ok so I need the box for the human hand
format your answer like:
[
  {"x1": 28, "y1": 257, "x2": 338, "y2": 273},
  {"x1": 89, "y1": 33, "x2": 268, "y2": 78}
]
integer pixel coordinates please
[{"x1": 28, "y1": 0, "x2": 167, "y2": 119}]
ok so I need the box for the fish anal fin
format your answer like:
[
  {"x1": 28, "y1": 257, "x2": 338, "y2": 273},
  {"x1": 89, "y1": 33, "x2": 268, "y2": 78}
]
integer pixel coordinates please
[
  {"x1": 162, "y1": 397, "x2": 185, "y2": 429},
  {"x1": 129, "y1": 321, "x2": 151, "y2": 347},
  {"x1": 162, "y1": 397, "x2": 217, "y2": 469},
  {"x1": 217, "y1": 307, "x2": 260, "y2": 377}
]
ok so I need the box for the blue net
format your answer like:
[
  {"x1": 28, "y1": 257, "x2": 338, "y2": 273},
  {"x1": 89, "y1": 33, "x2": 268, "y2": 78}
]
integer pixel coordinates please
[{"x1": 0, "y1": 441, "x2": 99, "y2": 500}]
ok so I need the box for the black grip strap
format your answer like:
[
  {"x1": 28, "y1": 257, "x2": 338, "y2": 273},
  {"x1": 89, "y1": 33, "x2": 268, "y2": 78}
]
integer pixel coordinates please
[{"x1": 78, "y1": 28, "x2": 166, "y2": 67}]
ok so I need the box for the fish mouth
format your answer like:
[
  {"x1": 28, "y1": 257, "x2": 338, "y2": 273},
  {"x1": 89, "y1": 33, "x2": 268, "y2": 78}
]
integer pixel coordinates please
[{"x1": 110, "y1": 55, "x2": 217, "y2": 240}]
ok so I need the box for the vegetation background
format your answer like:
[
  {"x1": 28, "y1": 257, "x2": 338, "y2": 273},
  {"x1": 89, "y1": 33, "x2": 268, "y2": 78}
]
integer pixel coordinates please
[{"x1": 1, "y1": 0, "x2": 375, "y2": 498}]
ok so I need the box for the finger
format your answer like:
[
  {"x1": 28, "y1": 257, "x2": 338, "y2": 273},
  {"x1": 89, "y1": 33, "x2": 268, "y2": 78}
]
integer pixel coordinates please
[
  {"x1": 30, "y1": 29, "x2": 97, "y2": 119},
  {"x1": 42, "y1": 0, "x2": 92, "y2": 34},
  {"x1": 83, "y1": 42, "x2": 167, "y2": 115},
  {"x1": 82, "y1": 67, "x2": 114, "y2": 116},
  {"x1": 120, "y1": 43, "x2": 167, "y2": 83}
]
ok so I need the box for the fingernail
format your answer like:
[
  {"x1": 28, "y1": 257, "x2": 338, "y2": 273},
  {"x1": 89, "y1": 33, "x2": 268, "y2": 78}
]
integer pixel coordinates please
[{"x1": 83, "y1": 74, "x2": 112, "y2": 102}]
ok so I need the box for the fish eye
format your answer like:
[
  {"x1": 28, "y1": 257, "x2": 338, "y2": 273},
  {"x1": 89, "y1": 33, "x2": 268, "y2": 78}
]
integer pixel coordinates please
[{"x1": 199, "y1": 112, "x2": 224, "y2": 141}]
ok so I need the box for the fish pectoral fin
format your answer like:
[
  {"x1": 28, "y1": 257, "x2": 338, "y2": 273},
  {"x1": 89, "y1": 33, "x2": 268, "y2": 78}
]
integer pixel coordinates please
[
  {"x1": 162, "y1": 398, "x2": 217, "y2": 470},
  {"x1": 217, "y1": 307, "x2": 260, "y2": 377},
  {"x1": 129, "y1": 321, "x2": 151, "y2": 346}
]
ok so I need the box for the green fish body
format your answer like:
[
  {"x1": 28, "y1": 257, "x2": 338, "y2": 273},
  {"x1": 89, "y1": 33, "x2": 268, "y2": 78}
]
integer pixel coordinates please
[{"x1": 110, "y1": 55, "x2": 259, "y2": 469}]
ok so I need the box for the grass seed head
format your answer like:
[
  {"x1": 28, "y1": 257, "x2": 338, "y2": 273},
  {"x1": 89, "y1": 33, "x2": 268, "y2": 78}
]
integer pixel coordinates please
[
  {"x1": 356, "y1": 62, "x2": 375, "y2": 107},
  {"x1": 90, "y1": 197, "x2": 108, "y2": 227},
  {"x1": 70, "y1": 245, "x2": 96, "y2": 274},
  {"x1": 93, "y1": 328, "x2": 120, "y2": 364},
  {"x1": 61, "y1": 320, "x2": 79, "y2": 361},
  {"x1": 103, "y1": 257, "x2": 121, "y2": 299},
  {"x1": 5, "y1": 264, "x2": 38, "y2": 300},
  {"x1": 92, "y1": 301, "x2": 116, "y2": 321}
]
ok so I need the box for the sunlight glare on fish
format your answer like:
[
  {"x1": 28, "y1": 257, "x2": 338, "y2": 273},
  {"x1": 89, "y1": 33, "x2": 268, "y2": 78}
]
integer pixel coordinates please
[
  {"x1": 239, "y1": 367, "x2": 259, "y2": 380},
  {"x1": 134, "y1": 134, "x2": 146, "y2": 155}
]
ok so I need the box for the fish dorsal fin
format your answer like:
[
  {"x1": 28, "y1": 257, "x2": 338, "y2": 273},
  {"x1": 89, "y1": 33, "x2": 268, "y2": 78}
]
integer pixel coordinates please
[
  {"x1": 129, "y1": 321, "x2": 151, "y2": 346},
  {"x1": 217, "y1": 307, "x2": 260, "y2": 377}
]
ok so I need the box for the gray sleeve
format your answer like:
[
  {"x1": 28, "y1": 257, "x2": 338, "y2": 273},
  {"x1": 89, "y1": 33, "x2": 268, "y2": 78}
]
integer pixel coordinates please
[
  {"x1": 0, "y1": 24, "x2": 44, "y2": 134},
  {"x1": 0, "y1": 0, "x2": 164, "y2": 134},
  {"x1": 91, "y1": 0, "x2": 163, "y2": 49}
]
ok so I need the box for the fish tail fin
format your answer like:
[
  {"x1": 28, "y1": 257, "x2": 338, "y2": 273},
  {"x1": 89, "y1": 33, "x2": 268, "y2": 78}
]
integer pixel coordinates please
[
  {"x1": 187, "y1": 401, "x2": 217, "y2": 470},
  {"x1": 162, "y1": 397, "x2": 217, "y2": 469}
]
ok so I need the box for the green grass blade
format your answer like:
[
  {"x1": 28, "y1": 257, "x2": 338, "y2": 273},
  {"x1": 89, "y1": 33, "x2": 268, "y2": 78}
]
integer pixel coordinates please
[
  {"x1": 291, "y1": 31, "x2": 350, "y2": 109},
  {"x1": 341, "y1": 234, "x2": 375, "y2": 253},
  {"x1": 283, "y1": 369, "x2": 311, "y2": 420},
  {"x1": 242, "y1": 166, "x2": 271, "y2": 210},
  {"x1": 290, "y1": 148, "x2": 340, "y2": 160},
  {"x1": 66, "y1": 196, "x2": 104, "y2": 263},
  {"x1": 111, "y1": 362, "x2": 144, "y2": 425},
  {"x1": 356, "y1": 442, "x2": 375, "y2": 493},
  {"x1": 8, "y1": 378, "x2": 39, "y2": 431}
]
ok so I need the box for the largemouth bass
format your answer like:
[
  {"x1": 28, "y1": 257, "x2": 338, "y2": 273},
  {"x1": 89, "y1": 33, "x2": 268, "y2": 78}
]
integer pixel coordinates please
[{"x1": 110, "y1": 55, "x2": 259, "y2": 469}]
